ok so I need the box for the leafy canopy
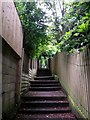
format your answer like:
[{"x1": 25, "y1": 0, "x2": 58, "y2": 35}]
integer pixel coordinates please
[
  {"x1": 16, "y1": 2, "x2": 50, "y2": 58},
  {"x1": 56, "y1": 2, "x2": 90, "y2": 53},
  {"x1": 16, "y1": 1, "x2": 90, "y2": 58}
]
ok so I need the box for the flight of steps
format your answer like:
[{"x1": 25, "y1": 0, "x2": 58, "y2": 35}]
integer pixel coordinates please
[{"x1": 15, "y1": 69, "x2": 77, "y2": 120}]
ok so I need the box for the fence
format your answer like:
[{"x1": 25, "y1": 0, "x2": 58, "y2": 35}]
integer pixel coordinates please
[{"x1": 51, "y1": 46, "x2": 90, "y2": 119}]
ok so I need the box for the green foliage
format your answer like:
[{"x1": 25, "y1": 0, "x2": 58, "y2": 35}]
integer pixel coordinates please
[
  {"x1": 16, "y1": 1, "x2": 90, "y2": 58},
  {"x1": 16, "y1": 2, "x2": 49, "y2": 58},
  {"x1": 58, "y1": 2, "x2": 90, "y2": 52}
]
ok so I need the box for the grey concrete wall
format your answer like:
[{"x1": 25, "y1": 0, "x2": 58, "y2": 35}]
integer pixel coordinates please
[
  {"x1": 50, "y1": 56, "x2": 57, "y2": 75},
  {"x1": 1, "y1": 1, "x2": 23, "y2": 57},
  {"x1": 0, "y1": 36, "x2": 2, "y2": 120},
  {"x1": 0, "y1": 1, "x2": 23, "y2": 119},
  {"x1": 23, "y1": 51, "x2": 29, "y2": 74},
  {"x1": 51, "y1": 47, "x2": 90, "y2": 119},
  {"x1": 0, "y1": 1, "x2": 2, "y2": 36},
  {"x1": 31, "y1": 59, "x2": 38, "y2": 76},
  {"x1": 2, "y1": 40, "x2": 21, "y2": 119}
]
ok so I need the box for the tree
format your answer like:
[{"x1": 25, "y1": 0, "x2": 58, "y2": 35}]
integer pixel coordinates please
[
  {"x1": 58, "y1": 2, "x2": 90, "y2": 52},
  {"x1": 16, "y1": 1, "x2": 90, "y2": 58},
  {"x1": 16, "y1": 2, "x2": 49, "y2": 58}
]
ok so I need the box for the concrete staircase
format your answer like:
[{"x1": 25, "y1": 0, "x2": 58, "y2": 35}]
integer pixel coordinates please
[{"x1": 15, "y1": 69, "x2": 77, "y2": 120}]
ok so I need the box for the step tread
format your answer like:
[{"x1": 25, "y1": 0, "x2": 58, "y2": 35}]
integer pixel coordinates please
[
  {"x1": 31, "y1": 84, "x2": 60, "y2": 87},
  {"x1": 29, "y1": 87, "x2": 61, "y2": 90},
  {"x1": 16, "y1": 113, "x2": 76, "y2": 119},
  {"x1": 30, "y1": 86, "x2": 61, "y2": 88},
  {"x1": 15, "y1": 72, "x2": 77, "y2": 120},
  {"x1": 30, "y1": 80, "x2": 58, "y2": 81},
  {"x1": 24, "y1": 91, "x2": 66, "y2": 97},
  {"x1": 22, "y1": 100, "x2": 69, "y2": 104},
  {"x1": 35, "y1": 76, "x2": 54, "y2": 78},
  {"x1": 19, "y1": 107, "x2": 71, "y2": 112},
  {"x1": 30, "y1": 80, "x2": 59, "y2": 83},
  {"x1": 22, "y1": 96, "x2": 67, "y2": 101},
  {"x1": 31, "y1": 83, "x2": 60, "y2": 85},
  {"x1": 29, "y1": 87, "x2": 61, "y2": 91}
]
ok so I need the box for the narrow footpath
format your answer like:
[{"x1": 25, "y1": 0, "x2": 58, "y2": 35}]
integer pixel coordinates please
[{"x1": 15, "y1": 69, "x2": 77, "y2": 120}]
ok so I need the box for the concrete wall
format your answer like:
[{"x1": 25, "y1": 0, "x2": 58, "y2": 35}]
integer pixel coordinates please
[
  {"x1": 51, "y1": 47, "x2": 90, "y2": 119},
  {"x1": 0, "y1": 36, "x2": 2, "y2": 120},
  {"x1": 31, "y1": 59, "x2": 38, "y2": 77},
  {"x1": 0, "y1": 1, "x2": 23, "y2": 119},
  {"x1": 23, "y1": 51, "x2": 29, "y2": 74},
  {"x1": 2, "y1": 40, "x2": 21, "y2": 119},
  {"x1": 0, "y1": 1, "x2": 2, "y2": 36},
  {"x1": 1, "y1": 1, "x2": 23, "y2": 57},
  {"x1": 50, "y1": 56, "x2": 57, "y2": 75}
]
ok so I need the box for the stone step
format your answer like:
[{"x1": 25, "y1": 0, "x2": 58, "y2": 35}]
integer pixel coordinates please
[
  {"x1": 29, "y1": 86, "x2": 61, "y2": 91},
  {"x1": 36, "y1": 69, "x2": 51, "y2": 74},
  {"x1": 36, "y1": 72, "x2": 52, "y2": 76},
  {"x1": 15, "y1": 70, "x2": 77, "y2": 120},
  {"x1": 23, "y1": 90, "x2": 66, "y2": 98},
  {"x1": 34, "y1": 76, "x2": 55, "y2": 80},
  {"x1": 30, "y1": 83, "x2": 60, "y2": 87},
  {"x1": 37, "y1": 74, "x2": 52, "y2": 77},
  {"x1": 19, "y1": 107, "x2": 71, "y2": 114},
  {"x1": 22, "y1": 95, "x2": 67, "y2": 101},
  {"x1": 15, "y1": 113, "x2": 76, "y2": 120},
  {"x1": 21, "y1": 100, "x2": 69, "y2": 108},
  {"x1": 22, "y1": 91, "x2": 67, "y2": 101},
  {"x1": 30, "y1": 80, "x2": 59, "y2": 84}
]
